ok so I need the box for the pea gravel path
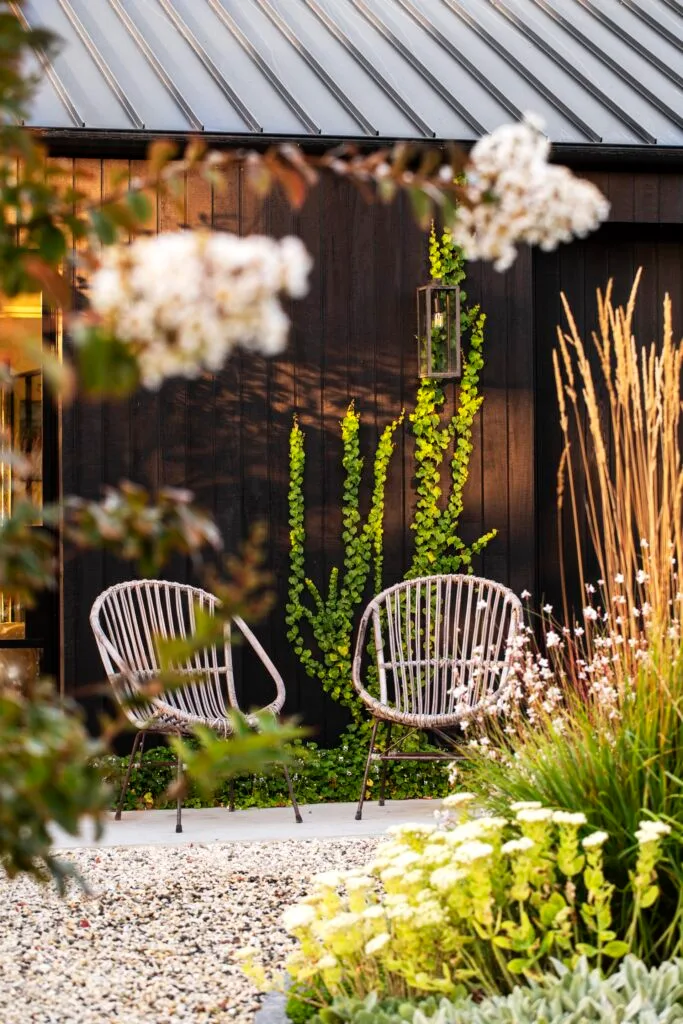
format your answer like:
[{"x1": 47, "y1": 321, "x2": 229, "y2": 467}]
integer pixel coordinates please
[{"x1": 0, "y1": 838, "x2": 380, "y2": 1024}]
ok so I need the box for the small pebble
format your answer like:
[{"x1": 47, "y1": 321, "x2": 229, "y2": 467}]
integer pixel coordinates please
[{"x1": 0, "y1": 838, "x2": 379, "y2": 1023}]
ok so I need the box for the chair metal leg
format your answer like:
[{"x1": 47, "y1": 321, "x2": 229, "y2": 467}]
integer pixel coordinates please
[
  {"x1": 355, "y1": 719, "x2": 379, "y2": 821},
  {"x1": 228, "y1": 779, "x2": 235, "y2": 813},
  {"x1": 115, "y1": 730, "x2": 143, "y2": 821},
  {"x1": 283, "y1": 765, "x2": 303, "y2": 823},
  {"x1": 379, "y1": 722, "x2": 392, "y2": 807},
  {"x1": 175, "y1": 750, "x2": 183, "y2": 834}
]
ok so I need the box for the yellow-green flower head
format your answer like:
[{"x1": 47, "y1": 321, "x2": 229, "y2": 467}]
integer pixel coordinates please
[
  {"x1": 516, "y1": 807, "x2": 554, "y2": 823},
  {"x1": 364, "y1": 932, "x2": 391, "y2": 956},
  {"x1": 581, "y1": 830, "x2": 609, "y2": 849},
  {"x1": 452, "y1": 840, "x2": 494, "y2": 864},
  {"x1": 313, "y1": 870, "x2": 343, "y2": 888},
  {"x1": 501, "y1": 836, "x2": 535, "y2": 854},
  {"x1": 510, "y1": 801, "x2": 543, "y2": 811},
  {"x1": 386, "y1": 822, "x2": 437, "y2": 836},
  {"x1": 552, "y1": 811, "x2": 588, "y2": 825},
  {"x1": 362, "y1": 905, "x2": 385, "y2": 920},
  {"x1": 442, "y1": 792, "x2": 477, "y2": 808},
  {"x1": 430, "y1": 865, "x2": 467, "y2": 891},
  {"x1": 282, "y1": 904, "x2": 317, "y2": 932},
  {"x1": 637, "y1": 820, "x2": 671, "y2": 837},
  {"x1": 345, "y1": 875, "x2": 375, "y2": 892}
]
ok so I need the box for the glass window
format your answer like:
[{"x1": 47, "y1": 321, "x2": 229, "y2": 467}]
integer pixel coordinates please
[{"x1": 0, "y1": 293, "x2": 43, "y2": 642}]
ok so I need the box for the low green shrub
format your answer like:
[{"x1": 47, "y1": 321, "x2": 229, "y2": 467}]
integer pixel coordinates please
[
  {"x1": 96, "y1": 727, "x2": 450, "y2": 811},
  {"x1": 249, "y1": 797, "x2": 669, "y2": 1008},
  {"x1": 315, "y1": 956, "x2": 683, "y2": 1024}
]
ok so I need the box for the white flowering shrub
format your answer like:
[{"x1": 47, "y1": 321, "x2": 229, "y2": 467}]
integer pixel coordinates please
[
  {"x1": 86, "y1": 231, "x2": 312, "y2": 388},
  {"x1": 450, "y1": 115, "x2": 609, "y2": 271},
  {"x1": 241, "y1": 798, "x2": 668, "y2": 1008}
]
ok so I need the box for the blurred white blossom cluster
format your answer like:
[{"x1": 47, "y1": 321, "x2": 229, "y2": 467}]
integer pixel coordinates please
[
  {"x1": 89, "y1": 231, "x2": 312, "y2": 389},
  {"x1": 450, "y1": 115, "x2": 610, "y2": 271}
]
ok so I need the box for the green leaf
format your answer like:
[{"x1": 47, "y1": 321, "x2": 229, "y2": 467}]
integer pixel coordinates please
[
  {"x1": 90, "y1": 209, "x2": 117, "y2": 245},
  {"x1": 602, "y1": 940, "x2": 630, "y2": 959},
  {"x1": 76, "y1": 326, "x2": 140, "y2": 398},
  {"x1": 126, "y1": 190, "x2": 153, "y2": 225},
  {"x1": 37, "y1": 223, "x2": 66, "y2": 264}
]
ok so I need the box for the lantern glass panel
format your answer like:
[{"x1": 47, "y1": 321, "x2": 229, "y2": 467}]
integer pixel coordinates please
[{"x1": 416, "y1": 281, "x2": 461, "y2": 379}]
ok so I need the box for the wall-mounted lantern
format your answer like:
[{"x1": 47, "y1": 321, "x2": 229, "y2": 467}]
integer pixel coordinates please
[{"x1": 416, "y1": 279, "x2": 461, "y2": 379}]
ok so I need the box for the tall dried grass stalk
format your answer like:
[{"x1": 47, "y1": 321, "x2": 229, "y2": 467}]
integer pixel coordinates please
[{"x1": 555, "y1": 271, "x2": 683, "y2": 676}]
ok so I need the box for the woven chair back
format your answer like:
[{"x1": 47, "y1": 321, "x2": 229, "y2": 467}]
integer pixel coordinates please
[
  {"x1": 90, "y1": 579, "x2": 236, "y2": 725},
  {"x1": 362, "y1": 575, "x2": 522, "y2": 723}
]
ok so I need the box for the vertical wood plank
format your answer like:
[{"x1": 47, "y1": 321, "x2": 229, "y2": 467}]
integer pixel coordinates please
[{"x1": 506, "y1": 247, "x2": 535, "y2": 595}]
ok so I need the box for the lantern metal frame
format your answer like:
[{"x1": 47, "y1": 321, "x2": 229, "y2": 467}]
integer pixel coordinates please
[{"x1": 416, "y1": 279, "x2": 461, "y2": 380}]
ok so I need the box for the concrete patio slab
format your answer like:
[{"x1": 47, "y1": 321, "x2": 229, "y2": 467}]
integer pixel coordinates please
[{"x1": 50, "y1": 798, "x2": 439, "y2": 849}]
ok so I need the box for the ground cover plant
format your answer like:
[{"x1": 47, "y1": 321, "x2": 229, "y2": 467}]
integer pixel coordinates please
[
  {"x1": 99, "y1": 731, "x2": 450, "y2": 812},
  {"x1": 313, "y1": 956, "x2": 683, "y2": 1024}
]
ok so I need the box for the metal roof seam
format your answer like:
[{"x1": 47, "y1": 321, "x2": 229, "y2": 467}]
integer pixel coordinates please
[
  {"x1": 56, "y1": 0, "x2": 144, "y2": 129},
  {"x1": 487, "y1": 0, "x2": 654, "y2": 143},
  {"x1": 578, "y1": 0, "x2": 683, "y2": 91},
  {"x1": 440, "y1": 0, "x2": 603, "y2": 143},
  {"x1": 12, "y1": 0, "x2": 84, "y2": 127},
  {"x1": 530, "y1": 0, "x2": 683, "y2": 131},
  {"x1": 107, "y1": 0, "x2": 203, "y2": 130},
  {"x1": 618, "y1": 0, "x2": 683, "y2": 50},
  {"x1": 351, "y1": 0, "x2": 486, "y2": 135},
  {"x1": 302, "y1": 0, "x2": 435, "y2": 137},
  {"x1": 394, "y1": 0, "x2": 522, "y2": 124},
  {"x1": 206, "y1": 0, "x2": 320, "y2": 135},
  {"x1": 253, "y1": 0, "x2": 377, "y2": 136},
  {"x1": 156, "y1": 0, "x2": 262, "y2": 133}
]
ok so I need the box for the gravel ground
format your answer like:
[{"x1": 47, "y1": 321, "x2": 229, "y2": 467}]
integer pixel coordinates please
[{"x1": 0, "y1": 838, "x2": 380, "y2": 1024}]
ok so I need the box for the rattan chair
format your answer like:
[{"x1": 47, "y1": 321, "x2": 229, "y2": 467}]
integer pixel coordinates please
[
  {"x1": 90, "y1": 579, "x2": 302, "y2": 832},
  {"x1": 352, "y1": 574, "x2": 522, "y2": 819}
]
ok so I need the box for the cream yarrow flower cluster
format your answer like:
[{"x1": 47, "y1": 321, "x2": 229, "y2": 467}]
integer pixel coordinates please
[
  {"x1": 243, "y1": 798, "x2": 669, "y2": 1008},
  {"x1": 88, "y1": 230, "x2": 313, "y2": 388}
]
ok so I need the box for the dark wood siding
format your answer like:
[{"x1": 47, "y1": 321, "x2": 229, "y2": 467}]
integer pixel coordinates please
[{"x1": 59, "y1": 159, "x2": 681, "y2": 742}]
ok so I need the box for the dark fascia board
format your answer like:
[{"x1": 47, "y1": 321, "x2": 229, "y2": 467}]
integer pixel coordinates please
[{"x1": 32, "y1": 127, "x2": 683, "y2": 171}]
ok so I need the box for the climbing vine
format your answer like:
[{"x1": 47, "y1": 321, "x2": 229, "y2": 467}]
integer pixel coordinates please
[
  {"x1": 409, "y1": 225, "x2": 496, "y2": 577},
  {"x1": 286, "y1": 406, "x2": 402, "y2": 722},
  {"x1": 287, "y1": 225, "x2": 495, "y2": 735}
]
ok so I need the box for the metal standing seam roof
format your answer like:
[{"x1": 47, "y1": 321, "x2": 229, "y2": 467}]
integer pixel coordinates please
[{"x1": 20, "y1": 0, "x2": 683, "y2": 146}]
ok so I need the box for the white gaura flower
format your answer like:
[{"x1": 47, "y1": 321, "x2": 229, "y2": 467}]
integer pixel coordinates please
[
  {"x1": 365, "y1": 933, "x2": 391, "y2": 956},
  {"x1": 583, "y1": 606, "x2": 599, "y2": 621},
  {"x1": 552, "y1": 811, "x2": 587, "y2": 826},
  {"x1": 521, "y1": 589, "x2": 532, "y2": 599},
  {"x1": 501, "y1": 837, "x2": 535, "y2": 854},
  {"x1": 545, "y1": 630, "x2": 561, "y2": 648},
  {"x1": 582, "y1": 831, "x2": 609, "y2": 849},
  {"x1": 88, "y1": 230, "x2": 313, "y2": 389},
  {"x1": 614, "y1": 573, "x2": 625, "y2": 584},
  {"x1": 282, "y1": 904, "x2": 316, "y2": 932},
  {"x1": 636, "y1": 570, "x2": 650, "y2": 585}
]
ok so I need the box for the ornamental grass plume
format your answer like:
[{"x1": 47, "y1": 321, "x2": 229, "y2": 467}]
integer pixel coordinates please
[{"x1": 463, "y1": 274, "x2": 683, "y2": 964}]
